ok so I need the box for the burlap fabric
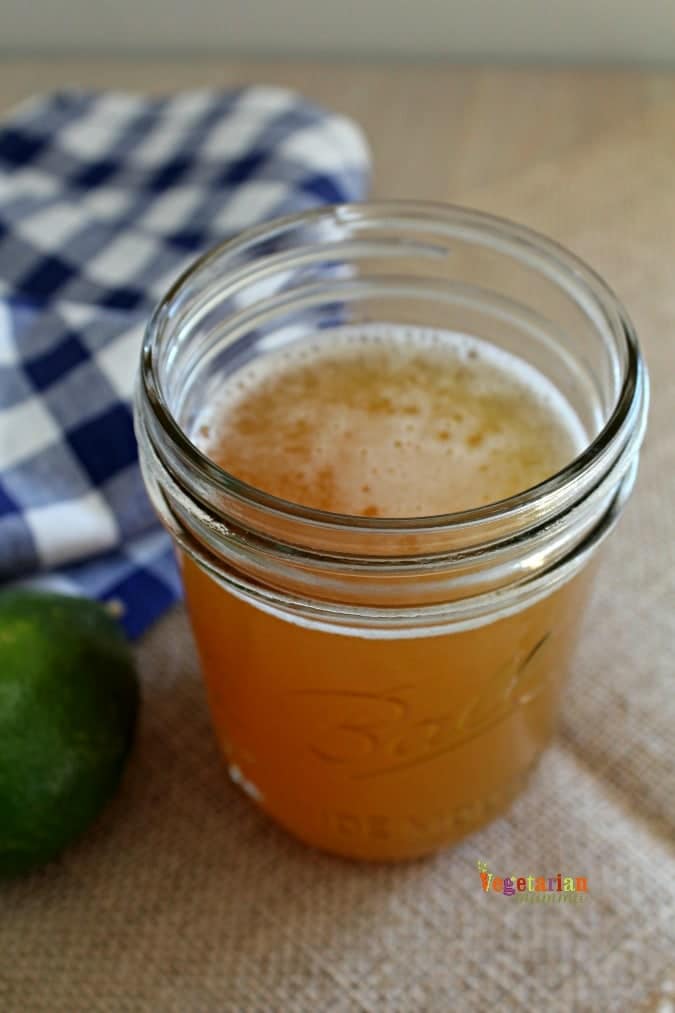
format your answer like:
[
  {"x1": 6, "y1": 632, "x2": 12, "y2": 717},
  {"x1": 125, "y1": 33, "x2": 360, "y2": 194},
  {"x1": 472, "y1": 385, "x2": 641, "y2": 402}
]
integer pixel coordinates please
[{"x1": 1, "y1": 103, "x2": 674, "y2": 1013}]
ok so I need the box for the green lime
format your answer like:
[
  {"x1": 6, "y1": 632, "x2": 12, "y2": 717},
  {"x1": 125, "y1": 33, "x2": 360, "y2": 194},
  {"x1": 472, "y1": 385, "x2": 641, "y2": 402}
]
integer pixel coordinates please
[{"x1": 0, "y1": 590, "x2": 139, "y2": 877}]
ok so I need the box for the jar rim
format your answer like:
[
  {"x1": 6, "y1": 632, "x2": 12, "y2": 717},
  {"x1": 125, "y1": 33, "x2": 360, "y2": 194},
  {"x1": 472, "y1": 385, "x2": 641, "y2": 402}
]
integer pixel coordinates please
[{"x1": 140, "y1": 199, "x2": 648, "y2": 537}]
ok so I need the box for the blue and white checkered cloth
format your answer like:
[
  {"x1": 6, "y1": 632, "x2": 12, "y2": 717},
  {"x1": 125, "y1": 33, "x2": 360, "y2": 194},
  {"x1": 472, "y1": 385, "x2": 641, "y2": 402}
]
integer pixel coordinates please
[{"x1": 0, "y1": 87, "x2": 370, "y2": 637}]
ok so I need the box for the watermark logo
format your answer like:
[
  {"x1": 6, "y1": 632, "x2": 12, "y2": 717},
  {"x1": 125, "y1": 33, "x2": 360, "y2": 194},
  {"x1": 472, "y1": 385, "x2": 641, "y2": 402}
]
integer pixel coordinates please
[{"x1": 477, "y1": 860, "x2": 588, "y2": 903}]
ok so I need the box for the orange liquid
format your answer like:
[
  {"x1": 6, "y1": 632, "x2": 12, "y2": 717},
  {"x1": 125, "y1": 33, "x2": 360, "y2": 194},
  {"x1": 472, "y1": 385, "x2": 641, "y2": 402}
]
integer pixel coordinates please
[{"x1": 184, "y1": 328, "x2": 593, "y2": 859}]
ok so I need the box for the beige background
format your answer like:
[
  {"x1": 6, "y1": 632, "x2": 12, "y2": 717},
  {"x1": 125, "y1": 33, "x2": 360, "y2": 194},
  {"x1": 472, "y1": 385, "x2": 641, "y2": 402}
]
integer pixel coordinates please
[
  {"x1": 1, "y1": 61, "x2": 674, "y2": 1011},
  {"x1": 3, "y1": 2, "x2": 675, "y2": 62}
]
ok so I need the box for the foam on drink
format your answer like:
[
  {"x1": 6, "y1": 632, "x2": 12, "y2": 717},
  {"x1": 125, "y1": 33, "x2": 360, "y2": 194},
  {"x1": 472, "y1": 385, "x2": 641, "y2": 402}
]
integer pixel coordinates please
[{"x1": 195, "y1": 325, "x2": 586, "y2": 517}]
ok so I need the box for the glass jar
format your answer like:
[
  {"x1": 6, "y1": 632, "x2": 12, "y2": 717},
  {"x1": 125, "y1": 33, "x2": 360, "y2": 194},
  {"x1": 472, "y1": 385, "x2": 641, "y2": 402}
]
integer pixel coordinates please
[{"x1": 135, "y1": 202, "x2": 648, "y2": 861}]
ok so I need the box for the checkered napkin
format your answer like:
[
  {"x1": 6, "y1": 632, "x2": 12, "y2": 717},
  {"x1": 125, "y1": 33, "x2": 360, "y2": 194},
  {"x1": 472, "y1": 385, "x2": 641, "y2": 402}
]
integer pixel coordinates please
[{"x1": 0, "y1": 88, "x2": 370, "y2": 637}]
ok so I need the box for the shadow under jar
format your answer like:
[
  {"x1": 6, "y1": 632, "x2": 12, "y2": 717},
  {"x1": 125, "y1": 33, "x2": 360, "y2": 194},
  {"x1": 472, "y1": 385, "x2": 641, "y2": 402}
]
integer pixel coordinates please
[{"x1": 135, "y1": 202, "x2": 648, "y2": 861}]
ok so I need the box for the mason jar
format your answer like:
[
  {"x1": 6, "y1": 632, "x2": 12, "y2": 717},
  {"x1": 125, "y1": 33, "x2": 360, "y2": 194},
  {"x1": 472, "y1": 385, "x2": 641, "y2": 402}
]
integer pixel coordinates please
[{"x1": 135, "y1": 202, "x2": 648, "y2": 861}]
